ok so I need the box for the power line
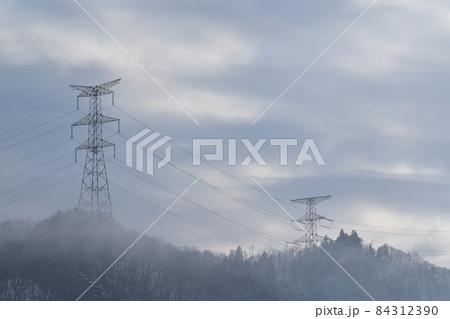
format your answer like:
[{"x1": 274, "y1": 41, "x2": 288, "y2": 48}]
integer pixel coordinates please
[
  {"x1": 112, "y1": 159, "x2": 286, "y2": 245},
  {"x1": 112, "y1": 104, "x2": 307, "y2": 214},
  {"x1": 336, "y1": 226, "x2": 450, "y2": 237},
  {"x1": 0, "y1": 152, "x2": 73, "y2": 183},
  {"x1": 0, "y1": 110, "x2": 77, "y2": 144},
  {"x1": 110, "y1": 180, "x2": 247, "y2": 249},
  {"x1": 86, "y1": 141, "x2": 284, "y2": 247},
  {"x1": 102, "y1": 118, "x2": 291, "y2": 227},
  {"x1": 109, "y1": 114, "x2": 450, "y2": 244},
  {"x1": 2, "y1": 87, "x2": 64, "y2": 113},
  {"x1": 0, "y1": 162, "x2": 75, "y2": 199},
  {"x1": 110, "y1": 159, "x2": 285, "y2": 246},
  {"x1": 114, "y1": 155, "x2": 289, "y2": 241},
  {"x1": 334, "y1": 220, "x2": 450, "y2": 234},
  {"x1": 0, "y1": 138, "x2": 72, "y2": 171},
  {"x1": 0, "y1": 170, "x2": 80, "y2": 209},
  {"x1": 107, "y1": 97, "x2": 450, "y2": 245},
  {"x1": 107, "y1": 80, "x2": 450, "y2": 245},
  {"x1": 0, "y1": 130, "x2": 113, "y2": 174},
  {"x1": 0, "y1": 121, "x2": 74, "y2": 152},
  {"x1": 3, "y1": 89, "x2": 74, "y2": 125}
]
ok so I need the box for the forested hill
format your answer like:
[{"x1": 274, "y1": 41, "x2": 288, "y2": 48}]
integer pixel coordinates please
[{"x1": 0, "y1": 209, "x2": 449, "y2": 301}]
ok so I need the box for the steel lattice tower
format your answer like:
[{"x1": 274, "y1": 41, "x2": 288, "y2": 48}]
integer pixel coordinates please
[
  {"x1": 289, "y1": 195, "x2": 332, "y2": 250},
  {"x1": 71, "y1": 79, "x2": 120, "y2": 216}
]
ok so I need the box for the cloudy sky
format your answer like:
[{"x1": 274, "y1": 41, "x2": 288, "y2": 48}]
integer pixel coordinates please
[{"x1": 2, "y1": 0, "x2": 450, "y2": 268}]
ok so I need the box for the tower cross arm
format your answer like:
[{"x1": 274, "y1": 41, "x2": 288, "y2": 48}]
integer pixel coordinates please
[
  {"x1": 75, "y1": 139, "x2": 115, "y2": 151},
  {"x1": 71, "y1": 114, "x2": 119, "y2": 127},
  {"x1": 292, "y1": 195, "x2": 331, "y2": 204},
  {"x1": 70, "y1": 78, "x2": 121, "y2": 96}
]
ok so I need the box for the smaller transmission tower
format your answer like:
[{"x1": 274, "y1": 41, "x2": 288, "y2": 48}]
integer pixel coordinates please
[
  {"x1": 289, "y1": 195, "x2": 332, "y2": 250},
  {"x1": 71, "y1": 79, "x2": 120, "y2": 216}
]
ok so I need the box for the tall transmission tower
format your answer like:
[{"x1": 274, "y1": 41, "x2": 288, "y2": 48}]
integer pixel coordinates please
[
  {"x1": 71, "y1": 79, "x2": 121, "y2": 216},
  {"x1": 289, "y1": 195, "x2": 332, "y2": 250}
]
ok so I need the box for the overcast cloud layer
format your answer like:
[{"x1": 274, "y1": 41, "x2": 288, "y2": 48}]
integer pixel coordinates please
[{"x1": 2, "y1": 0, "x2": 450, "y2": 267}]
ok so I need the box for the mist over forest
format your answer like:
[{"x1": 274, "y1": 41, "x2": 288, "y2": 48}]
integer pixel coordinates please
[{"x1": 0, "y1": 209, "x2": 449, "y2": 301}]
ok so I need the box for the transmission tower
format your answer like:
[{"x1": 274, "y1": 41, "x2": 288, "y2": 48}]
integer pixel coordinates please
[
  {"x1": 71, "y1": 78, "x2": 120, "y2": 216},
  {"x1": 289, "y1": 195, "x2": 332, "y2": 250}
]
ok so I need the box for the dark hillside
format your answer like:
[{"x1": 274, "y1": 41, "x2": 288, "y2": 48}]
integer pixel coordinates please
[{"x1": 0, "y1": 210, "x2": 448, "y2": 300}]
